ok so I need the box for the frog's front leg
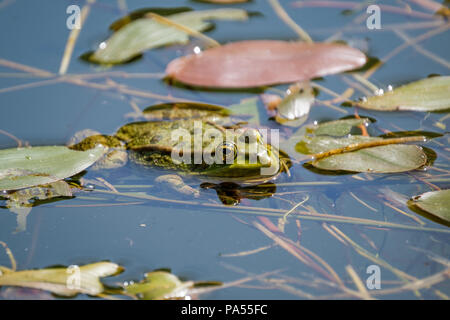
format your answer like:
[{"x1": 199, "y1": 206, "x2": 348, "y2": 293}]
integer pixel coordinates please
[
  {"x1": 67, "y1": 129, "x2": 127, "y2": 170},
  {"x1": 155, "y1": 174, "x2": 200, "y2": 198}
]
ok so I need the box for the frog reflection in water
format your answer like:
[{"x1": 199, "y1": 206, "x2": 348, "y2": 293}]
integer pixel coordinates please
[{"x1": 70, "y1": 103, "x2": 290, "y2": 205}]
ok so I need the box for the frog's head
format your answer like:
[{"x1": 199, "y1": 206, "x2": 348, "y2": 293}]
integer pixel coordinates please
[{"x1": 198, "y1": 128, "x2": 284, "y2": 183}]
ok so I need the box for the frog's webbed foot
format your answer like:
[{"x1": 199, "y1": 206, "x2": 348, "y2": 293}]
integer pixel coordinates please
[
  {"x1": 67, "y1": 129, "x2": 127, "y2": 170},
  {"x1": 200, "y1": 182, "x2": 277, "y2": 206},
  {"x1": 155, "y1": 174, "x2": 200, "y2": 198}
]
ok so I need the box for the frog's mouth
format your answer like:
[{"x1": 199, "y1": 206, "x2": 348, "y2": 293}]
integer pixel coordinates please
[{"x1": 199, "y1": 144, "x2": 285, "y2": 184}]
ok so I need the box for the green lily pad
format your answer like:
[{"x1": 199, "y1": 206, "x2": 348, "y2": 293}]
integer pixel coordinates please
[
  {"x1": 89, "y1": 9, "x2": 248, "y2": 64},
  {"x1": 310, "y1": 118, "x2": 370, "y2": 136},
  {"x1": 357, "y1": 76, "x2": 450, "y2": 112},
  {"x1": 0, "y1": 145, "x2": 105, "y2": 191},
  {"x1": 0, "y1": 262, "x2": 122, "y2": 297},
  {"x1": 125, "y1": 271, "x2": 194, "y2": 300},
  {"x1": 410, "y1": 190, "x2": 450, "y2": 223}
]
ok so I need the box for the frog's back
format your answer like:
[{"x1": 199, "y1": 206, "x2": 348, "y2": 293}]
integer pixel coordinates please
[
  {"x1": 116, "y1": 102, "x2": 234, "y2": 172},
  {"x1": 141, "y1": 102, "x2": 231, "y2": 121}
]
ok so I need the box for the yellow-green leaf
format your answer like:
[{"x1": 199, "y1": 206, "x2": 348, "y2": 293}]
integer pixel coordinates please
[
  {"x1": 312, "y1": 144, "x2": 427, "y2": 173},
  {"x1": 0, "y1": 145, "x2": 105, "y2": 191},
  {"x1": 89, "y1": 9, "x2": 248, "y2": 64},
  {"x1": 310, "y1": 118, "x2": 370, "y2": 136},
  {"x1": 0, "y1": 262, "x2": 121, "y2": 297},
  {"x1": 357, "y1": 76, "x2": 450, "y2": 112},
  {"x1": 125, "y1": 271, "x2": 193, "y2": 300},
  {"x1": 411, "y1": 189, "x2": 450, "y2": 223},
  {"x1": 296, "y1": 136, "x2": 427, "y2": 173}
]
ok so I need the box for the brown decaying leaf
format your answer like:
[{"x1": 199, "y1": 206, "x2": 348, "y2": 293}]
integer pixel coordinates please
[{"x1": 166, "y1": 40, "x2": 367, "y2": 88}]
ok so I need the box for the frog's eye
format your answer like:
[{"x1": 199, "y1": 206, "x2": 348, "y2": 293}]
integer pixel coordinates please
[
  {"x1": 217, "y1": 141, "x2": 237, "y2": 163},
  {"x1": 238, "y1": 129, "x2": 261, "y2": 144}
]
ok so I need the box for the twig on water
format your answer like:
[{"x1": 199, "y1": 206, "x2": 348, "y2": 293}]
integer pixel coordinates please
[{"x1": 59, "y1": 0, "x2": 96, "y2": 75}]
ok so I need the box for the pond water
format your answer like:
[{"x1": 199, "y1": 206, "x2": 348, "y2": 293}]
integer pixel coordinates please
[{"x1": 0, "y1": 0, "x2": 449, "y2": 299}]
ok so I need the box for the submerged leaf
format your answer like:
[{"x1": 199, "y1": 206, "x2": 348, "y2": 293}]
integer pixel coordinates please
[
  {"x1": 0, "y1": 262, "x2": 121, "y2": 297},
  {"x1": 411, "y1": 189, "x2": 450, "y2": 223},
  {"x1": 90, "y1": 9, "x2": 248, "y2": 64},
  {"x1": 125, "y1": 271, "x2": 194, "y2": 300},
  {"x1": 357, "y1": 76, "x2": 450, "y2": 112},
  {"x1": 166, "y1": 40, "x2": 367, "y2": 88},
  {"x1": 0, "y1": 145, "x2": 105, "y2": 191}
]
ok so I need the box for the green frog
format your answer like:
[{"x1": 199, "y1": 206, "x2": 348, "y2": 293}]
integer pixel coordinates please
[{"x1": 69, "y1": 102, "x2": 290, "y2": 204}]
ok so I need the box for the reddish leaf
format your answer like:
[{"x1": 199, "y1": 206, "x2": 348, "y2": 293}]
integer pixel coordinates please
[{"x1": 166, "y1": 40, "x2": 366, "y2": 88}]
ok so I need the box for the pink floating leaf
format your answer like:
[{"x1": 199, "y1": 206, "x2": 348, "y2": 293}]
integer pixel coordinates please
[{"x1": 166, "y1": 40, "x2": 367, "y2": 88}]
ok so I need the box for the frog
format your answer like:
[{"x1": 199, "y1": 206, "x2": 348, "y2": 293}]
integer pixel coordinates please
[{"x1": 69, "y1": 102, "x2": 290, "y2": 205}]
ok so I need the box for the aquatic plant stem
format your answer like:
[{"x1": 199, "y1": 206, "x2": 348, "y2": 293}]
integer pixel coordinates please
[
  {"x1": 0, "y1": 129, "x2": 23, "y2": 147},
  {"x1": 345, "y1": 265, "x2": 375, "y2": 300},
  {"x1": 0, "y1": 58, "x2": 198, "y2": 103},
  {"x1": 268, "y1": 0, "x2": 313, "y2": 43},
  {"x1": 393, "y1": 29, "x2": 450, "y2": 70},
  {"x1": 90, "y1": 188, "x2": 450, "y2": 234},
  {"x1": 59, "y1": 0, "x2": 96, "y2": 75},
  {"x1": 0, "y1": 241, "x2": 16, "y2": 272},
  {"x1": 291, "y1": 1, "x2": 437, "y2": 19},
  {"x1": 253, "y1": 221, "x2": 337, "y2": 283},
  {"x1": 146, "y1": 12, "x2": 220, "y2": 48},
  {"x1": 311, "y1": 136, "x2": 427, "y2": 161},
  {"x1": 282, "y1": 195, "x2": 309, "y2": 222}
]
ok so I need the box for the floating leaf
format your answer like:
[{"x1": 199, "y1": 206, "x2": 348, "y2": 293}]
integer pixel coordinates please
[
  {"x1": 315, "y1": 144, "x2": 425, "y2": 173},
  {"x1": 166, "y1": 40, "x2": 367, "y2": 88},
  {"x1": 357, "y1": 76, "x2": 450, "y2": 111},
  {"x1": 0, "y1": 145, "x2": 105, "y2": 191},
  {"x1": 296, "y1": 136, "x2": 427, "y2": 173},
  {"x1": 275, "y1": 82, "x2": 314, "y2": 127},
  {"x1": 109, "y1": 7, "x2": 193, "y2": 31},
  {"x1": 125, "y1": 271, "x2": 194, "y2": 300},
  {"x1": 312, "y1": 144, "x2": 427, "y2": 173},
  {"x1": 89, "y1": 9, "x2": 248, "y2": 64},
  {"x1": 410, "y1": 189, "x2": 450, "y2": 223},
  {"x1": 0, "y1": 262, "x2": 121, "y2": 297},
  {"x1": 228, "y1": 97, "x2": 260, "y2": 125},
  {"x1": 296, "y1": 135, "x2": 378, "y2": 154},
  {"x1": 310, "y1": 118, "x2": 370, "y2": 136}
]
